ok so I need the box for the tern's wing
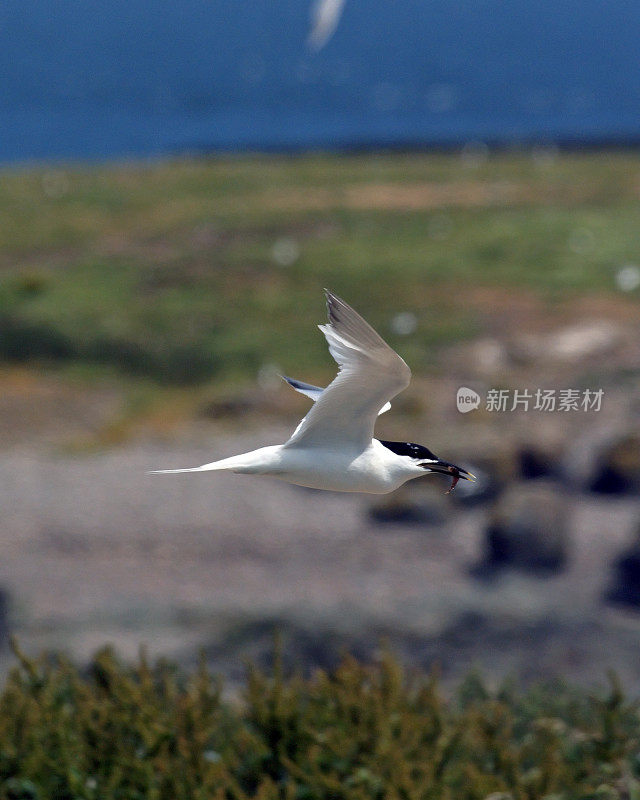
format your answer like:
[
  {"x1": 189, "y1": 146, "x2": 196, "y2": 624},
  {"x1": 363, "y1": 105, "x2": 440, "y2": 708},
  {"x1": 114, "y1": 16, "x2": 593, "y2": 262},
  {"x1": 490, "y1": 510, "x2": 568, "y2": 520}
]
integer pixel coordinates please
[
  {"x1": 282, "y1": 375, "x2": 392, "y2": 415},
  {"x1": 284, "y1": 290, "x2": 410, "y2": 450}
]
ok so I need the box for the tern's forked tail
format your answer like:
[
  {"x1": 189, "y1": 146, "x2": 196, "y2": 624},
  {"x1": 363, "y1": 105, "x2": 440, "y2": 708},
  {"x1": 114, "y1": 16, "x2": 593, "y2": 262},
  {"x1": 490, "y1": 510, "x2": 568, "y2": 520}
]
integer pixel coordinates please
[{"x1": 148, "y1": 446, "x2": 280, "y2": 476}]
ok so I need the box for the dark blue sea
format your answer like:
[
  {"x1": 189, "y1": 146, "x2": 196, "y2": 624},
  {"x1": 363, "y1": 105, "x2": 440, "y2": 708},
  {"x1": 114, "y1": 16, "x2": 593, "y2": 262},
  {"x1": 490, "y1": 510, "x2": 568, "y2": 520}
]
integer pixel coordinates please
[{"x1": 1, "y1": 0, "x2": 639, "y2": 163}]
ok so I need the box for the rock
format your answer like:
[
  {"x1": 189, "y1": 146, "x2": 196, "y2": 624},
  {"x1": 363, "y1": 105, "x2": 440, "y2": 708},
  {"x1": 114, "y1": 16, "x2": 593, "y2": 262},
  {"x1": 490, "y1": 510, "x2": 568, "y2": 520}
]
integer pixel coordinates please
[
  {"x1": 546, "y1": 321, "x2": 622, "y2": 360},
  {"x1": 472, "y1": 338, "x2": 508, "y2": 372},
  {"x1": 473, "y1": 481, "x2": 569, "y2": 576},
  {"x1": 517, "y1": 445, "x2": 557, "y2": 480},
  {"x1": 605, "y1": 525, "x2": 640, "y2": 608},
  {"x1": 512, "y1": 321, "x2": 624, "y2": 364},
  {"x1": 589, "y1": 433, "x2": 640, "y2": 495},
  {"x1": 561, "y1": 427, "x2": 640, "y2": 496}
]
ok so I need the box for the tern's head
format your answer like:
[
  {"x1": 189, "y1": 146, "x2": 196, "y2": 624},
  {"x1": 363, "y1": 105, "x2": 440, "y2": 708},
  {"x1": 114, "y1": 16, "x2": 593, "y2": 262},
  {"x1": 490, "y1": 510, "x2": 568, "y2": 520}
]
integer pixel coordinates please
[{"x1": 379, "y1": 440, "x2": 476, "y2": 493}]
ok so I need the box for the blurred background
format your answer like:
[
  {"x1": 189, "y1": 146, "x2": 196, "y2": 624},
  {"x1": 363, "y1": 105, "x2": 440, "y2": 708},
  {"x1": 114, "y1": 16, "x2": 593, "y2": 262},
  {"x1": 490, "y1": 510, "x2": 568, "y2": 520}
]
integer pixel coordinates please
[{"x1": 0, "y1": 0, "x2": 639, "y2": 689}]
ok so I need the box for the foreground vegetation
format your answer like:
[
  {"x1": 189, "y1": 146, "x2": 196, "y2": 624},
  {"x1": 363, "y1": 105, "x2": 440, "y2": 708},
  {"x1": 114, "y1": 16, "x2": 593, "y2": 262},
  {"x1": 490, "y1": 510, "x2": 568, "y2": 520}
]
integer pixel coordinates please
[
  {"x1": 2, "y1": 644, "x2": 640, "y2": 800},
  {"x1": 2, "y1": 152, "x2": 640, "y2": 387}
]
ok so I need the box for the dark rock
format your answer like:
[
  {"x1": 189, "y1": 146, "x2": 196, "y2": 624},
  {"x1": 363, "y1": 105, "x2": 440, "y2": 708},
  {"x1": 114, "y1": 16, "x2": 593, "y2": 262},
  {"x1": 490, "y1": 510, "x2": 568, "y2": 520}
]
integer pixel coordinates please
[
  {"x1": 517, "y1": 446, "x2": 556, "y2": 480},
  {"x1": 605, "y1": 526, "x2": 640, "y2": 608},
  {"x1": 589, "y1": 434, "x2": 640, "y2": 495},
  {"x1": 473, "y1": 481, "x2": 569, "y2": 577},
  {"x1": 562, "y1": 428, "x2": 640, "y2": 496}
]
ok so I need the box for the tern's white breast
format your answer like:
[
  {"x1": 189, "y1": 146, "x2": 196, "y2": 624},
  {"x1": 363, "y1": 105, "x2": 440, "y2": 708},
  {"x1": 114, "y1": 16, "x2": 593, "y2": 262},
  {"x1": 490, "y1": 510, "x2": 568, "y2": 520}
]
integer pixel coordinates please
[{"x1": 272, "y1": 440, "x2": 420, "y2": 494}]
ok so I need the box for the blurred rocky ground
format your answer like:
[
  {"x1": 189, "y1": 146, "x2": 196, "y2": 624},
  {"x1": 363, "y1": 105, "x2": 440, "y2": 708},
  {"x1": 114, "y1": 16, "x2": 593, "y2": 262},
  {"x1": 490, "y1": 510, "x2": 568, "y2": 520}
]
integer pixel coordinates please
[{"x1": 1, "y1": 316, "x2": 639, "y2": 691}]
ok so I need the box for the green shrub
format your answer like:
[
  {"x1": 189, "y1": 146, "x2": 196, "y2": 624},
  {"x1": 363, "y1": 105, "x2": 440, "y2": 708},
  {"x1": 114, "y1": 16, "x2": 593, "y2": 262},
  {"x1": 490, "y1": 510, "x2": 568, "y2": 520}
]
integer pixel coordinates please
[{"x1": 1, "y1": 643, "x2": 640, "y2": 800}]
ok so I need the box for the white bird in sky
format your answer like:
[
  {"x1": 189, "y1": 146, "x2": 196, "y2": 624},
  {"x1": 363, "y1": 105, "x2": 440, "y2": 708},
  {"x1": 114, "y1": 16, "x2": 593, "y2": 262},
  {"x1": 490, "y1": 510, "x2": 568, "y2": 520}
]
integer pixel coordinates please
[
  {"x1": 151, "y1": 290, "x2": 475, "y2": 494},
  {"x1": 307, "y1": 0, "x2": 346, "y2": 51}
]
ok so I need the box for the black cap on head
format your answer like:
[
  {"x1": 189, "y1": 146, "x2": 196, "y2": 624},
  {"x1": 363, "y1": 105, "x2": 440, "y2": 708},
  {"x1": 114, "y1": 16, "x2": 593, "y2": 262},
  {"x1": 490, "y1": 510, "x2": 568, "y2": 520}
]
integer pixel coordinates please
[{"x1": 379, "y1": 441, "x2": 438, "y2": 460}]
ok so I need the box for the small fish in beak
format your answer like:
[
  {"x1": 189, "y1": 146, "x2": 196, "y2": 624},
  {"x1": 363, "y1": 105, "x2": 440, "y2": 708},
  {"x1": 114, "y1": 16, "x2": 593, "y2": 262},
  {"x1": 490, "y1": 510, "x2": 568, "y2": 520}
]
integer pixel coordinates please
[
  {"x1": 445, "y1": 466, "x2": 460, "y2": 495},
  {"x1": 421, "y1": 459, "x2": 476, "y2": 494},
  {"x1": 444, "y1": 465, "x2": 476, "y2": 494}
]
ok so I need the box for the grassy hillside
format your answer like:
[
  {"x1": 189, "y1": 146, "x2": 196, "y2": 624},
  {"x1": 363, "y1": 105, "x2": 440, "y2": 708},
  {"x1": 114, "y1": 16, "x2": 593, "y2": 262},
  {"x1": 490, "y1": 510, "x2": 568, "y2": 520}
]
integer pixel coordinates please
[
  {"x1": 2, "y1": 152, "x2": 639, "y2": 389},
  {"x1": 2, "y1": 644, "x2": 640, "y2": 800}
]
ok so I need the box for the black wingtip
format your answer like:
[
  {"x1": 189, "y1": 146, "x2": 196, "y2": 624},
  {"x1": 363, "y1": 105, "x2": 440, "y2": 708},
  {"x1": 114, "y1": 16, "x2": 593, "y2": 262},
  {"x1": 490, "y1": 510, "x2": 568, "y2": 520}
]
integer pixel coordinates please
[
  {"x1": 324, "y1": 288, "x2": 341, "y2": 304},
  {"x1": 324, "y1": 288, "x2": 335, "y2": 322},
  {"x1": 324, "y1": 289, "x2": 346, "y2": 325}
]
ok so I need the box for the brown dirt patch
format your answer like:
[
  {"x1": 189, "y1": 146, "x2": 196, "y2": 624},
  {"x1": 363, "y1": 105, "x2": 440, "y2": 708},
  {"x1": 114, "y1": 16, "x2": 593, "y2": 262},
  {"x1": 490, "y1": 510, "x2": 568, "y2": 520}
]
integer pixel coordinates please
[
  {"x1": 259, "y1": 179, "x2": 614, "y2": 213},
  {"x1": 0, "y1": 368, "x2": 122, "y2": 448}
]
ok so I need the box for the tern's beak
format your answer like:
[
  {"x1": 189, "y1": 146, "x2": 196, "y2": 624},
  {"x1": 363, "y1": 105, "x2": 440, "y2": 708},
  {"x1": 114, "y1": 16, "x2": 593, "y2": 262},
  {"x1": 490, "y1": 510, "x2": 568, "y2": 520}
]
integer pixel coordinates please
[
  {"x1": 422, "y1": 460, "x2": 477, "y2": 482},
  {"x1": 459, "y1": 466, "x2": 476, "y2": 482},
  {"x1": 421, "y1": 459, "x2": 476, "y2": 495}
]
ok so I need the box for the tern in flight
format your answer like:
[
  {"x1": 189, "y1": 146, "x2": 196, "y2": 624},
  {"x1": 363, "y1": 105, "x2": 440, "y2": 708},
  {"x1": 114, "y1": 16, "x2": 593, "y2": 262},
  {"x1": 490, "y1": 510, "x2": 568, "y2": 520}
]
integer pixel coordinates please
[
  {"x1": 307, "y1": 0, "x2": 346, "y2": 51},
  {"x1": 151, "y1": 291, "x2": 475, "y2": 494}
]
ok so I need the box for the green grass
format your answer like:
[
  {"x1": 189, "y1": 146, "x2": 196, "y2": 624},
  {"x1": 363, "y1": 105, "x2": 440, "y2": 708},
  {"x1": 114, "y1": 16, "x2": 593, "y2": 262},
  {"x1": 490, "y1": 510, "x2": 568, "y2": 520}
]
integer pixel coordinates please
[
  {"x1": 1, "y1": 152, "x2": 639, "y2": 386},
  {"x1": 2, "y1": 643, "x2": 640, "y2": 800}
]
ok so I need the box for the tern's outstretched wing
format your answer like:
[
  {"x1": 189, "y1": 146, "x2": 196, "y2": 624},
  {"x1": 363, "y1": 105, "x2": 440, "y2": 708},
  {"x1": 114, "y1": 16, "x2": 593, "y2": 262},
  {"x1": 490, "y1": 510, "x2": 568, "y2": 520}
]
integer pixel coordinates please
[
  {"x1": 282, "y1": 375, "x2": 392, "y2": 415},
  {"x1": 284, "y1": 290, "x2": 411, "y2": 450}
]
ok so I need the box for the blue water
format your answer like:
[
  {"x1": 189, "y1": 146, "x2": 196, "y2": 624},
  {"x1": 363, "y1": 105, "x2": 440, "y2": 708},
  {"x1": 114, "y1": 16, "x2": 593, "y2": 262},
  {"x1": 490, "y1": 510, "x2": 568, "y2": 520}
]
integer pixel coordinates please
[{"x1": 1, "y1": 0, "x2": 639, "y2": 163}]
